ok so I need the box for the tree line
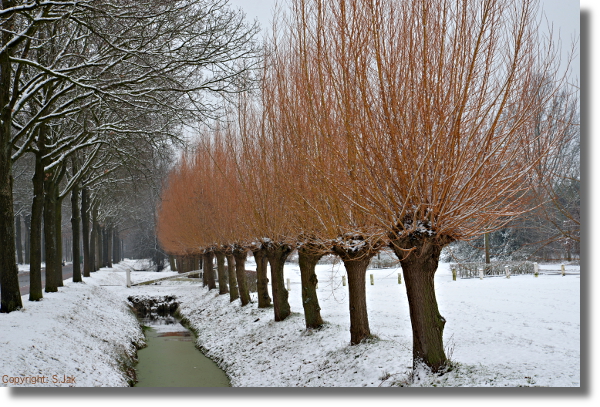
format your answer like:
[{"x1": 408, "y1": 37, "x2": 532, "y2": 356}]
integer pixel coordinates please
[
  {"x1": 156, "y1": 0, "x2": 578, "y2": 374},
  {"x1": 1, "y1": 0, "x2": 260, "y2": 312}
]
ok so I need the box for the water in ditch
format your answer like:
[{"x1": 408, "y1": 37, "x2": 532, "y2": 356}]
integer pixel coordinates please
[{"x1": 134, "y1": 312, "x2": 230, "y2": 387}]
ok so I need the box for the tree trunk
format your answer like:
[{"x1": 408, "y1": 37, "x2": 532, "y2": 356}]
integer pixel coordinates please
[
  {"x1": 101, "y1": 227, "x2": 108, "y2": 267},
  {"x1": 215, "y1": 251, "x2": 229, "y2": 295},
  {"x1": 252, "y1": 247, "x2": 271, "y2": 308},
  {"x1": 112, "y1": 227, "x2": 119, "y2": 265},
  {"x1": 0, "y1": 141, "x2": 21, "y2": 309},
  {"x1": 96, "y1": 224, "x2": 102, "y2": 270},
  {"x1": 118, "y1": 235, "x2": 122, "y2": 262},
  {"x1": 43, "y1": 178, "x2": 58, "y2": 293},
  {"x1": 204, "y1": 251, "x2": 216, "y2": 290},
  {"x1": 93, "y1": 226, "x2": 98, "y2": 270},
  {"x1": 81, "y1": 188, "x2": 91, "y2": 277},
  {"x1": 106, "y1": 225, "x2": 113, "y2": 268},
  {"x1": 90, "y1": 208, "x2": 98, "y2": 272},
  {"x1": 24, "y1": 214, "x2": 31, "y2": 264},
  {"x1": 265, "y1": 243, "x2": 292, "y2": 321},
  {"x1": 71, "y1": 183, "x2": 81, "y2": 282},
  {"x1": 15, "y1": 214, "x2": 23, "y2": 264},
  {"x1": 298, "y1": 246, "x2": 324, "y2": 329},
  {"x1": 339, "y1": 252, "x2": 374, "y2": 345},
  {"x1": 54, "y1": 188, "x2": 64, "y2": 288},
  {"x1": 0, "y1": 160, "x2": 21, "y2": 311},
  {"x1": 233, "y1": 249, "x2": 250, "y2": 306},
  {"x1": 169, "y1": 255, "x2": 177, "y2": 271},
  {"x1": 28, "y1": 151, "x2": 45, "y2": 301},
  {"x1": 226, "y1": 253, "x2": 239, "y2": 302},
  {"x1": 112, "y1": 232, "x2": 117, "y2": 265},
  {"x1": 390, "y1": 235, "x2": 452, "y2": 373},
  {"x1": 0, "y1": 0, "x2": 22, "y2": 313},
  {"x1": 100, "y1": 227, "x2": 105, "y2": 267},
  {"x1": 41, "y1": 228, "x2": 45, "y2": 263}
]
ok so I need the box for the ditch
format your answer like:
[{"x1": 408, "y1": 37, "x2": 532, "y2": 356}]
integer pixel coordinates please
[{"x1": 128, "y1": 295, "x2": 230, "y2": 387}]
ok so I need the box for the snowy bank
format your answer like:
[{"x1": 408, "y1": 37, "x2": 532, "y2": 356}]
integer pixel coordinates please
[{"x1": 0, "y1": 261, "x2": 155, "y2": 387}]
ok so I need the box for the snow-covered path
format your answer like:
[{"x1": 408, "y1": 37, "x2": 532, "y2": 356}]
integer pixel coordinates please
[{"x1": 0, "y1": 259, "x2": 579, "y2": 388}]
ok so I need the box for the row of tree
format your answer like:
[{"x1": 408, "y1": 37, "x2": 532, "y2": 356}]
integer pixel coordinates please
[
  {"x1": 1, "y1": 1, "x2": 261, "y2": 312},
  {"x1": 156, "y1": 0, "x2": 578, "y2": 373}
]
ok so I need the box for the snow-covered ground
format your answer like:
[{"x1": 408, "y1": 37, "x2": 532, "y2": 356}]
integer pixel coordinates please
[
  {"x1": 0, "y1": 261, "x2": 152, "y2": 387},
  {"x1": 0, "y1": 258, "x2": 580, "y2": 390},
  {"x1": 17, "y1": 263, "x2": 35, "y2": 273},
  {"x1": 178, "y1": 259, "x2": 580, "y2": 387}
]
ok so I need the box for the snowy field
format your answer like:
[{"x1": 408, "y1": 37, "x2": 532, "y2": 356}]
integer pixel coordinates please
[
  {"x1": 0, "y1": 258, "x2": 580, "y2": 390},
  {"x1": 179, "y1": 258, "x2": 581, "y2": 387}
]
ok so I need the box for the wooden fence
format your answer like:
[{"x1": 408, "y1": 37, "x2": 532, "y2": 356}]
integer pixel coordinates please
[{"x1": 450, "y1": 261, "x2": 535, "y2": 279}]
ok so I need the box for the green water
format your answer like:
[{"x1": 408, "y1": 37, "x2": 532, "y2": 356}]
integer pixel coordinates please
[{"x1": 135, "y1": 317, "x2": 230, "y2": 387}]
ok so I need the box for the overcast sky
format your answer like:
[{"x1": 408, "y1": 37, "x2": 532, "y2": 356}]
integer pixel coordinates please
[{"x1": 229, "y1": 0, "x2": 581, "y2": 81}]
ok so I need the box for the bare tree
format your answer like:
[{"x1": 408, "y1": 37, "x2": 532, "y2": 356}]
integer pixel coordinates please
[
  {"x1": 153, "y1": 0, "x2": 575, "y2": 376},
  {"x1": 2, "y1": 0, "x2": 261, "y2": 311},
  {"x1": 268, "y1": 0, "x2": 575, "y2": 371}
]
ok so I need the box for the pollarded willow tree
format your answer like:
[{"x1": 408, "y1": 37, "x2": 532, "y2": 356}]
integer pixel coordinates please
[
  {"x1": 265, "y1": 3, "x2": 388, "y2": 342},
  {"x1": 270, "y1": 0, "x2": 576, "y2": 371},
  {"x1": 231, "y1": 93, "x2": 300, "y2": 321},
  {"x1": 156, "y1": 154, "x2": 207, "y2": 267},
  {"x1": 156, "y1": 132, "x2": 251, "y2": 303},
  {"x1": 201, "y1": 130, "x2": 253, "y2": 305},
  {"x1": 202, "y1": 129, "x2": 246, "y2": 302}
]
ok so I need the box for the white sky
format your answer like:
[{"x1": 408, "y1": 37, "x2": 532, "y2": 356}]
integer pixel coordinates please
[
  {"x1": 228, "y1": 0, "x2": 278, "y2": 32},
  {"x1": 229, "y1": 0, "x2": 581, "y2": 81},
  {"x1": 539, "y1": 0, "x2": 581, "y2": 81}
]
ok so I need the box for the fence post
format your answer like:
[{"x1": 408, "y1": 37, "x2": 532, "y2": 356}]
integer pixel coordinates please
[
  {"x1": 398, "y1": 272, "x2": 402, "y2": 284},
  {"x1": 533, "y1": 262, "x2": 539, "y2": 277},
  {"x1": 126, "y1": 268, "x2": 131, "y2": 288},
  {"x1": 505, "y1": 265, "x2": 510, "y2": 279},
  {"x1": 478, "y1": 267, "x2": 483, "y2": 280},
  {"x1": 451, "y1": 267, "x2": 456, "y2": 281},
  {"x1": 287, "y1": 278, "x2": 291, "y2": 291},
  {"x1": 370, "y1": 274, "x2": 374, "y2": 285},
  {"x1": 342, "y1": 275, "x2": 346, "y2": 286},
  {"x1": 561, "y1": 264, "x2": 566, "y2": 276}
]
